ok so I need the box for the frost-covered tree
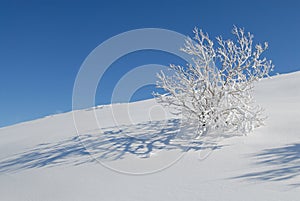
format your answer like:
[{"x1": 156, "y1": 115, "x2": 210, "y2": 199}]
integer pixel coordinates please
[{"x1": 155, "y1": 26, "x2": 274, "y2": 138}]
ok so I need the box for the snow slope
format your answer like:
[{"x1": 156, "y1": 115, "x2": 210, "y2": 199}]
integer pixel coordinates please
[{"x1": 0, "y1": 72, "x2": 300, "y2": 201}]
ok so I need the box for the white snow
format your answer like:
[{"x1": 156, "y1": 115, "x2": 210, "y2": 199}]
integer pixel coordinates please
[{"x1": 0, "y1": 71, "x2": 300, "y2": 201}]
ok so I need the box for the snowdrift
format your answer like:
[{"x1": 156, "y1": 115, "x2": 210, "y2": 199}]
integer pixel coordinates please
[{"x1": 0, "y1": 72, "x2": 300, "y2": 201}]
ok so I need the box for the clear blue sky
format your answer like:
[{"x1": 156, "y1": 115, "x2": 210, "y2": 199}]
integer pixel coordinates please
[{"x1": 1, "y1": 0, "x2": 299, "y2": 127}]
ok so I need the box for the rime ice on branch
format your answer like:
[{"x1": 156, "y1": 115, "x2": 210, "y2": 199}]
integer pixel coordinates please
[{"x1": 155, "y1": 26, "x2": 274, "y2": 137}]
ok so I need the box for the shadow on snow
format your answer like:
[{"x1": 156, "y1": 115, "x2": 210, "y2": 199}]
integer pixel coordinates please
[
  {"x1": 234, "y1": 143, "x2": 300, "y2": 187},
  {"x1": 0, "y1": 119, "x2": 222, "y2": 173}
]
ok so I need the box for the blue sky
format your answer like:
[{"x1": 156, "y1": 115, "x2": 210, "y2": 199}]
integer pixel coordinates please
[{"x1": 0, "y1": 0, "x2": 299, "y2": 127}]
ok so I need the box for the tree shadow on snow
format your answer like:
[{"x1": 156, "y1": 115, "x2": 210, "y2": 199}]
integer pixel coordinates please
[
  {"x1": 0, "y1": 119, "x2": 222, "y2": 173},
  {"x1": 233, "y1": 143, "x2": 300, "y2": 187}
]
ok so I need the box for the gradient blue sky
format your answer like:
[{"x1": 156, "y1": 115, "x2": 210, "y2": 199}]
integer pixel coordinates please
[{"x1": 1, "y1": 0, "x2": 299, "y2": 127}]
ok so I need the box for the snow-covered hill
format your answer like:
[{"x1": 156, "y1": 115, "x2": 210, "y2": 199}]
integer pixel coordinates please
[{"x1": 0, "y1": 72, "x2": 300, "y2": 201}]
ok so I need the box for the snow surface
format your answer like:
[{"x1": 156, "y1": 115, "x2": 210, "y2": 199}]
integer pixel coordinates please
[{"x1": 0, "y1": 72, "x2": 300, "y2": 201}]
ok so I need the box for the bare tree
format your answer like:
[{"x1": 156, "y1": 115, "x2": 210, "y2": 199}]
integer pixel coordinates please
[{"x1": 155, "y1": 26, "x2": 274, "y2": 138}]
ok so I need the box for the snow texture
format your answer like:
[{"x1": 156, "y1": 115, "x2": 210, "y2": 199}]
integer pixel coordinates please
[{"x1": 0, "y1": 72, "x2": 300, "y2": 201}]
